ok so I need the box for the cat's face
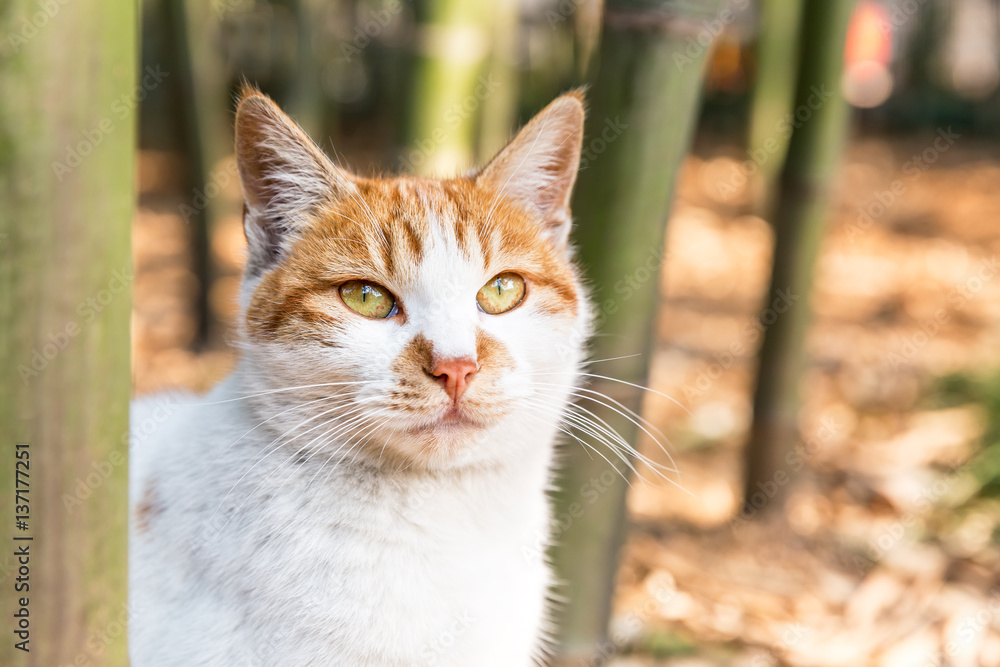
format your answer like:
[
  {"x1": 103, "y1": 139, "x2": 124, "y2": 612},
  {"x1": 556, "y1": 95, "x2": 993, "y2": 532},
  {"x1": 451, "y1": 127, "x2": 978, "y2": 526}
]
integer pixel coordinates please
[{"x1": 234, "y1": 89, "x2": 589, "y2": 470}]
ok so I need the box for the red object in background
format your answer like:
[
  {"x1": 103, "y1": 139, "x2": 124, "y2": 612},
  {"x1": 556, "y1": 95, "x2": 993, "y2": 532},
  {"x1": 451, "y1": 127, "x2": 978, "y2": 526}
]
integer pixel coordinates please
[
  {"x1": 845, "y1": 1, "x2": 893, "y2": 68},
  {"x1": 842, "y1": 1, "x2": 895, "y2": 108}
]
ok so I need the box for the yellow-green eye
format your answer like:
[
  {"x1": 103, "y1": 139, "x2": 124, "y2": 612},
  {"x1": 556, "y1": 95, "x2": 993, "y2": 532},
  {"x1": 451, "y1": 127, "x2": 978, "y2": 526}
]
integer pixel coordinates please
[
  {"x1": 477, "y1": 272, "x2": 525, "y2": 314},
  {"x1": 339, "y1": 280, "x2": 396, "y2": 319}
]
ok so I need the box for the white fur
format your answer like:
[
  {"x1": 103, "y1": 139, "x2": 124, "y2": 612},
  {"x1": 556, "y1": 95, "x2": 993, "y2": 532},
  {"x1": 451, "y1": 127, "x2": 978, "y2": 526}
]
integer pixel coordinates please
[{"x1": 130, "y1": 215, "x2": 590, "y2": 665}]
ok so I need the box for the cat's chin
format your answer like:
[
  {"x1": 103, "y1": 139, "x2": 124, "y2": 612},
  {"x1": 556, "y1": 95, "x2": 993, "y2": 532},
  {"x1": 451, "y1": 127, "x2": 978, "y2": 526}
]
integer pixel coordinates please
[{"x1": 361, "y1": 409, "x2": 502, "y2": 468}]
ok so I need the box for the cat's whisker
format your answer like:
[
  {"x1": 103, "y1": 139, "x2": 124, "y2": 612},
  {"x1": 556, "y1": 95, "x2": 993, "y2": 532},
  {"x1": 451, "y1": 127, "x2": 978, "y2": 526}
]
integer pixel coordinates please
[
  {"x1": 523, "y1": 352, "x2": 642, "y2": 375},
  {"x1": 210, "y1": 392, "x2": 354, "y2": 465},
  {"x1": 554, "y1": 403, "x2": 683, "y2": 487},
  {"x1": 530, "y1": 371, "x2": 692, "y2": 417},
  {"x1": 301, "y1": 235, "x2": 372, "y2": 247},
  {"x1": 526, "y1": 382, "x2": 679, "y2": 473},
  {"x1": 325, "y1": 411, "x2": 391, "y2": 472},
  {"x1": 292, "y1": 409, "x2": 395, "y2": 495},
  {"x1": 518, "y1": 396, "x2": 691, "y2": 494},
  {"x1": 519, "y1": 400, "x2": 653, "y2": 485},
  {"x1": 341, "y1": 183, "x2": 391, "y2": 255},
  {"x1": 267, "y1": 410, "x2": 389, "y2": 503},
  {"x1": 195, "y1": 379, "x2": 378, "y2": 405},
  {"x1": 583, "y1": 353, "x2": 644, "y2": 366},
  {"x1": 316, "y1": 414, "x2": 388, "y2": 490},
  {"x1": 299, "y1": 407, "x2": 392, "y2": 470},
  {"x1": 552, "y1": 410, "x2": 647, "y2": 482},
  {"x1": 528, "y1": 379, "x2": 671, "y2": 444},
  {"x1": 321, "y1": 145, "x2": 390, "y2": 251},
  {"x1": 208, "y1": 400, "x2": 372, "y2": 523},
  {"x1": 269, "y1": 410, "x2": 379, "y2": 483},
  {"x1": 516, "y1": 405, "x2": 634, "y2": 487},
  {"x1": 228, "y1": 396, "x2": 364, "y2": 482},
  {"x1": 378, "y1": 434, "x2": 392, "y2": 464},
  {"x1": 213, "y1": 410, "x2": 383, "y2": 537},
  {"x1": 557, "y1": 401, "x2": 679, "y2": 478},
  {"x1": 243, "y1": 398, "x2": 370, "y2": 469}
]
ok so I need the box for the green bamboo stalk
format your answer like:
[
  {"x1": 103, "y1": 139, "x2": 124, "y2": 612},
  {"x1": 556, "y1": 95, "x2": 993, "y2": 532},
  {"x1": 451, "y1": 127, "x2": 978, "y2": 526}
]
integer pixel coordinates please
[
  {"x1": 403, "y1": 0, "x2": 494, "y2": 176},
  {"x1": 168, "y1": 0, "x2": 232, "y2": 346},
  {"x1": 748, "y1": 0, "x2": 806, "y2": 206},
  {"x1": 287, "y1": 0, "x2": 325, "y2": 140},
  {"x1": 0, "y1": 1, "x2": 136, "y2": 665},
  {"x1": 475, "y1": 0, "x2": 519, "y2": 162},
  {"x1": 551, "y1": 2, "x2": 723, "y2": 662},
  {"x1": 742, "y1": 0, "x2": 856, "y2": 514}
]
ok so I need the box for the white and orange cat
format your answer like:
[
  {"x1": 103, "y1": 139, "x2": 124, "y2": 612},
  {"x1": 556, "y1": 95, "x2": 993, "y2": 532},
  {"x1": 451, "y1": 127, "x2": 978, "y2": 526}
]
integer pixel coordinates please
[{"x1": 129, "y1": 88, "x2": 590, "y2": 666}]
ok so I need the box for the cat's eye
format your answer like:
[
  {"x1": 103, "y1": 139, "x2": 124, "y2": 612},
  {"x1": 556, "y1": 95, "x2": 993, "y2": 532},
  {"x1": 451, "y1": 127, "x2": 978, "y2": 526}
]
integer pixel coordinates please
[
  {"x1": 477, "y1": 272, "x2": 525, "y2": 314},
  {"x1": 339, "y1": 280, "x2": 396, "y2": 319}
]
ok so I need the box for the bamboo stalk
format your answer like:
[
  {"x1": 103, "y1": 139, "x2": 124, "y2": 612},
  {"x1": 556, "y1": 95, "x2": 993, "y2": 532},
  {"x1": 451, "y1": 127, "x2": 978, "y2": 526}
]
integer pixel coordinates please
[
  {"x1": 551, "y1": 1, "x2": 723, "y2": 661},
  {"x1": 748, "y1": 0, "x2": 806, "y2": 207},
  {"x1": 403, "y1": 0, "x2": 494, "y2": 176},
  {"x1": 0, "y1": 1, "x2": 136, "y2": 664},
  {"x1": 742, "y1": 0, "x2": 856, "y2": 514}
]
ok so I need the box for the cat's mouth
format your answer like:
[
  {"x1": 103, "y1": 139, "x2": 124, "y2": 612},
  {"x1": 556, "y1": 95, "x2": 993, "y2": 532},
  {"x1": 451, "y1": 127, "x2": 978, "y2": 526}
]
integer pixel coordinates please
[{"x1": 405, "y1": 408, "x2": 484, "y2": 434}]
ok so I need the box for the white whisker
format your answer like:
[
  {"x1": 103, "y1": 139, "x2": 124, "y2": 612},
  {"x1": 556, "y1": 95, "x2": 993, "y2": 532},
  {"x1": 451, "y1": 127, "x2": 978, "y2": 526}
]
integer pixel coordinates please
[{"x1": 530, "y1": 371, "x2": 692, "y2": 416}]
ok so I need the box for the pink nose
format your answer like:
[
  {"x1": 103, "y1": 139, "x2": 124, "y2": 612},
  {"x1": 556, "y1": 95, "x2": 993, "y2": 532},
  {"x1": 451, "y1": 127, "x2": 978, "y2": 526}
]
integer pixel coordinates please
[{"x1": 429, "y1": 358, "x2": 478, "y2": 403}]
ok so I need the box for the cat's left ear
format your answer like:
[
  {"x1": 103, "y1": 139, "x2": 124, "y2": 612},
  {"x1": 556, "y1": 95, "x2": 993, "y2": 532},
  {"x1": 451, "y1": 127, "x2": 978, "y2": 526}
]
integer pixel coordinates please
[
  {"x1": 235, "y1": 86, "x2": 353, "y2": 274},
  {"x1": 477, "y1": 92, "x2": 585, "y2": 251}
]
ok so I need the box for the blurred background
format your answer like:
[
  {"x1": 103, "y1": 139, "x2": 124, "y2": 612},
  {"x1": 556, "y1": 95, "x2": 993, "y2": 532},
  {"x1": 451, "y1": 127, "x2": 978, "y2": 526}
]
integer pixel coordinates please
[{"x1": 132, "y1": 0, "x2": 1000, "y2": 665}]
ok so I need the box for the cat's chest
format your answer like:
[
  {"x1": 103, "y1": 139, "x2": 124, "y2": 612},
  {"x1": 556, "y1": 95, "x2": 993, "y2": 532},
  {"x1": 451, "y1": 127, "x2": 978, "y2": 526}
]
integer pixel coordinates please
[
  {"x1": 226, "y1": 465, "x2": 550, "y2": 660},
  {"x1": 251, "y1": 463, "x2": 548, "y2": 585}
]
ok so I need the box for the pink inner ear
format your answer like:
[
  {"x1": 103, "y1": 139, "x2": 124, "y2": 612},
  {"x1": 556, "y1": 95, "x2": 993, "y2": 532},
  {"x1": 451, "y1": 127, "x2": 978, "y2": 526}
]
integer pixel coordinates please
[
  {"x1": 234, "y1": 90, "x2": 354, "y2": 272},
  {"x1": 477, "y1": 94, "x2": 585, "y2": 239},
  {"x1": 235, "y1": 91, "x2": 339, "y2": 211}
]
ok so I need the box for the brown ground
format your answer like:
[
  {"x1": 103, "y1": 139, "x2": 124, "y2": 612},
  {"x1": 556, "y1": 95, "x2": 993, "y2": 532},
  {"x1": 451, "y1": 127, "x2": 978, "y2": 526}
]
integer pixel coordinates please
[{"x1": 133, "y1": 133, "x2": 1000, "y2": 666}]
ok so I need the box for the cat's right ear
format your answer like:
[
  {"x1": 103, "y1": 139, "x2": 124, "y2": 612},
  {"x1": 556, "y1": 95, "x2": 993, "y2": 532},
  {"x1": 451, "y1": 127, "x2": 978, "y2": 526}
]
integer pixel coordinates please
[
  {"x1": 235, "y1": 86, "x2": 351, "y2": 274},
  {"x1": 477, "y1": 91, "x2": 585, "y2": 252}
]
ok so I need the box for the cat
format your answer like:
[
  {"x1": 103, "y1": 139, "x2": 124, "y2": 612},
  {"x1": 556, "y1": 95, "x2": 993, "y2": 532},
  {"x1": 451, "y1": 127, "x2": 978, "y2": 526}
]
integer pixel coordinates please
[{"x1": 129, "y1": 87, "x2": 591, "y2": 666}]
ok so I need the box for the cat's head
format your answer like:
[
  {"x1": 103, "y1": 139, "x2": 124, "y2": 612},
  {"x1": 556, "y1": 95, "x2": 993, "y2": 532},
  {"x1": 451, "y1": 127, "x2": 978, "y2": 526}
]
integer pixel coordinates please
[{"x1": 233, "y1": 87, "x2": 590, "y2": 470}]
